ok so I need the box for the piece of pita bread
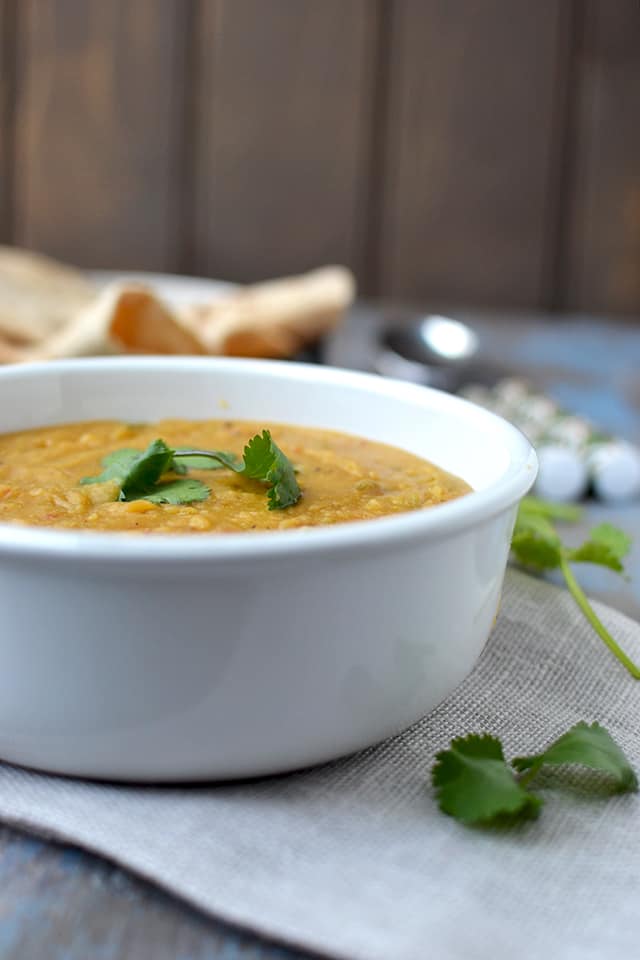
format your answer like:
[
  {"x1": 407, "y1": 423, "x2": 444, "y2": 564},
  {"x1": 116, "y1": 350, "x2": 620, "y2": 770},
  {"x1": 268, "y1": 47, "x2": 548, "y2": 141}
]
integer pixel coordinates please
[
  {"x1": 0, "y1": 246, "x2": 96, "y2": 344},
  {"x1": 35, "y1": 283, "x2": 205, "y2": 360},
  {"x1": 182, "y1": 266, "x2": 355, "y2": 358},
  {"x1": 2, "y1": 254, "x2": 355, "y2": 363},
  {"x1": 0, "y1": 335, "x2": 27, "y2": 364}
]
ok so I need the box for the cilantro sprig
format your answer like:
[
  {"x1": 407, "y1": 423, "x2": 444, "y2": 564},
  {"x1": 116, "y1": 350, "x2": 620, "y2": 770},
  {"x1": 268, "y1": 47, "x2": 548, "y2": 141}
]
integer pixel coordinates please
[
  {"x1": 81, "y1": 430, "x2": 301, "y2": 511},
  {"x1": 511, "y1": 497, "x2": 639, "y2": 678},
  {"x1": 432, "y1": 733, "x2": 541, "y2": 824},
  {"x1": 175, "y1": 431, "x2": 300, "y2": 511},
  {"x1": 433, "y1": 498, "x2": 638, "y2": 828},
  {"x1": 513, "y1": 721, "x2": 638, "y2": 792},
  {"x1": 433, "y1": 722, "x2": 637, "y2": 826}
]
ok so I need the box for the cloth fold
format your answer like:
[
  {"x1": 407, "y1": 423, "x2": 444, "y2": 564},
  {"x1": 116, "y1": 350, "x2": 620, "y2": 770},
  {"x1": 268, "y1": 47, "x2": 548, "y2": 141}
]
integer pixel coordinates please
[{"x1": 0, "y1": 568, "x2": 638, "y2": 960}]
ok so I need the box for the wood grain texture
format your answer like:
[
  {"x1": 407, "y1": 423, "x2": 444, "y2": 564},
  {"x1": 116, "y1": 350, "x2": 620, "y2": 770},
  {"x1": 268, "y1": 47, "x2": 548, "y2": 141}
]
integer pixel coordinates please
[
  {"x1": 378, "y1": 0, "x2": 569, "y2": 307},
  {"x1": 1, "y1": 0, "x2": 638, "y2": 314},
  {"x1": 0, "y1": 827, "x2": 306, "y2": 959},
  {"x1": 0, "y1": 0, "x2": 16, "y2": 241},
  {"x1": 12, "y1": 0, "x2": 187, "y2": 270},
  {"x1": 192, "y1": 0, "x2": 377, "y2": 284},
  {"x1": 563, "y1": 0, "x2": 640, "y2": 314}
]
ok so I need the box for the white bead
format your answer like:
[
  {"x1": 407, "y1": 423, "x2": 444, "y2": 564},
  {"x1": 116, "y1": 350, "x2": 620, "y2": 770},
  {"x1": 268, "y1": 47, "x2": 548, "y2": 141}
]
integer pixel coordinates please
[
  {"x1": 534, "y1": 445, "x2": 589, "y2": 502},
  {"x1": 588, "y1": 443, "x2": 640, "y2": 502}
]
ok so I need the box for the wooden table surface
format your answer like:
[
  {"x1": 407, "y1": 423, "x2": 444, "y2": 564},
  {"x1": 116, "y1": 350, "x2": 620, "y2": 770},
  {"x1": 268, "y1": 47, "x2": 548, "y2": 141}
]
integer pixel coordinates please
[{"x1": 1, "y1": 305, "x2": 638, "y2": 960}]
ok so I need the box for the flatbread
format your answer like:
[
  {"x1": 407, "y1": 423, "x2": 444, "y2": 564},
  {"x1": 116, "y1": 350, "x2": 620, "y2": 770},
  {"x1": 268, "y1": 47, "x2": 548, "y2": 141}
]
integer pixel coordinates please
[
  {"x1": 0, "y1": 246, "x2": 96, "y2": 344},
  {"x1": 0, "y1": 335, "x2": 27, "y2": 364},
  {"x1": 36, "y1": 284, "x2": 205, "y2": 360},
  {"x1": 0, "y1": 249, "x2": 355, "y2": 363},
  {"x1": 181, "y1": 266, "x2": 355, "y2": 358}
]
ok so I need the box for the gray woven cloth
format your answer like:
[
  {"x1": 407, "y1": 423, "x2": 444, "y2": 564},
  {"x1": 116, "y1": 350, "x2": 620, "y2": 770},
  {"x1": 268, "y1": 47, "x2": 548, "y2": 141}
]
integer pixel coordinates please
[{"x1": 0, "y1": 568, "x2": 638, "y2": 960}]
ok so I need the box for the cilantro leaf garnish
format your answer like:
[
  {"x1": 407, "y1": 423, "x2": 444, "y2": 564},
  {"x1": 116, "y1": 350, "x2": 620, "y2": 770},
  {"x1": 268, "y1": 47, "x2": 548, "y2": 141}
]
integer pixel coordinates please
[
  {"x1": 515, "y1": 496, "x2": 582, "y2": 523},
  {"x1": 511, "y1": 497, "x2": 639, "y2": 678},
  {"x1": 81, "y1": 430, "x2": 301, "y2": 510},
  {"x1": 81, "y1": 439, "x2": 175, "y2": 498},
  {"x1": 171, "y1": 430, "x2": 301, "y2": 510},
  {"x1": 432, "y1": 734, "x2": 541, "y2": 824},
  {"x1": 171, "y1": 450, "x2": 241, "y2": 473},
  {"x1": 513, "y1": 722, "x2": 638, "y2": 793},
  {"x1": 433, "y1": 723, "x2": 637, "y2": 827},
  {"x1": 80, "y1": 449, "x2": 140, "y2": 486},
  {"x1": 241, "y1": 430, "x2": 301, "y2": 510},
  {"x1": 142, "y1": 479, "x2": 211, "y2": 505},
  {"x1": 510, "y1": 510, "x2": 563, "y2": 570},
  {"x1": 82, "y1": 439, "x2": 182, "y2": 500},
  {"x1": 119, "y1": 439, "x2": 175, "y2": 499},
  {"x1": 566, "y1": 523, "x2": 632, "y2": 573}
]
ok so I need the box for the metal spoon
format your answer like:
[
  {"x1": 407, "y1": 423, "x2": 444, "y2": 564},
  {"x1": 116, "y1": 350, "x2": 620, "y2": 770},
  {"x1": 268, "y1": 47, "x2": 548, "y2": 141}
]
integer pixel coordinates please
[{"x1": 375, "y1": 314, "x2": 507, "y2": 392}]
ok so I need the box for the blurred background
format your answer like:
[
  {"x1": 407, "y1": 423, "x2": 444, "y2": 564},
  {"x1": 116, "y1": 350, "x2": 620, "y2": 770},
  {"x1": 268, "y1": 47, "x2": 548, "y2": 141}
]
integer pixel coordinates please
[{"x1": 0, "y1": 0, "x2": 639, "y2": 315}]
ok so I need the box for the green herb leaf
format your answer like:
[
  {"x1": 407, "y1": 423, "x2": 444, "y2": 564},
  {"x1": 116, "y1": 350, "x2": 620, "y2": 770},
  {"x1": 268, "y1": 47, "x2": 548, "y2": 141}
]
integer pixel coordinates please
[
  {"x1": 118, "y1": 439, "x2": 174, "y2": 499},
  {"x1": 585, "y1": 522, "x2": 632, "y2": 559},
  {"x1": 241, "y1": 430, "x2": 301, "y2": 510},
  {"x1": 82, "y1": 439, "x2": 199, "y2": 502},
  {"x1": 432, "y1": 734, "x2": 541, "y2": 825},
  {"x1": 171, "y1": 450, "x2": 241, "y2": 473},
  {"x1": 432, "y1": 724, "x2": 637, "y2": 828},
  {"x1": 510, "y1": 498, "x2": 639, "y2": 679},
  {"x1": 567, "y1": 523, "x2": 632, "y2": 573},
  {"x1": 513, "y1": 722, "x2": 638, "y2": 793},
  {"x1": 142, "y1": 478, "x2": 210, "y2": 505},
  {"x1": 172, "y1": 430, "x2": 301, "y2": 509},
  {"x1": 517, "y1": 496, "x2": 583, "y2": 524},
  {"x1": 82, "y1": 429, "x2": 301, "y2": 511},
  {"x1": 510, "y1": 510, "x2": 563, "y2": 570},
  {"x1": 81, "y1": 440, "x2": 174, "y2": 500},
  {"x1": 80, "y1": 449, "x2": 141, "y2": 488}
]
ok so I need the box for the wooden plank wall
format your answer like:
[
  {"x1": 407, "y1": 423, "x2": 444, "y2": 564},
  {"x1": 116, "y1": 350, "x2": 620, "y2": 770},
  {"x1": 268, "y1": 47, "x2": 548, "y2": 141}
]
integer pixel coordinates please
[
  {"x1": 12, "y1": 0, "x2": 187, "y2": 270},
  {"x1": 0, "y1": 0, "x2": 16, "y2": 242},
  {"x1": 192, "y1": 0, "x2": 377, "y2": 282},
  {"x1": 377, "y1": 0, "x2": 570, "y2": 306},
  {"x1": 564, "y1": 0, "x2": 640, "y2": 314},
  {"x1": 0, "y1": 0, "x2": 638, "y2": 315}
]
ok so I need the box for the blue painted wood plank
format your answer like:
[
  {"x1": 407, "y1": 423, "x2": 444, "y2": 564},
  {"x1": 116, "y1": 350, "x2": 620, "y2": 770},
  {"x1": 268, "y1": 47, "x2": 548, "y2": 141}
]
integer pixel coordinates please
[{"x1": 0, "y1": 827, "x2": 309, "y2": 959}]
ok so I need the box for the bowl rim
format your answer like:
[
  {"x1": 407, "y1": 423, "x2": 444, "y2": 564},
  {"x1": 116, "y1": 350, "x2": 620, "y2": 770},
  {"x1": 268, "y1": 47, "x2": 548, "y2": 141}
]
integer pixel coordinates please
[{"x1": 0, "y1": 356, "x2": 537, "y2": 565}]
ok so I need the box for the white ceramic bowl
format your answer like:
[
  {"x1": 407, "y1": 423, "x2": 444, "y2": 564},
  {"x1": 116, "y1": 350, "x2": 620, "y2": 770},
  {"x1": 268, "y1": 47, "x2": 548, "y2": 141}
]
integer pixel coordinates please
[{"x1": 0, "y1": 358, "x2": 536, "y2": 781}]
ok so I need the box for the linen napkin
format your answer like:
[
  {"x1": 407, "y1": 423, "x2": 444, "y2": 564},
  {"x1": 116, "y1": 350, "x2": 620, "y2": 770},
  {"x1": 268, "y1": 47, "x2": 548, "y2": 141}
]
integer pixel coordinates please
[{"x1": 0, "y1": 568, "x2": 638, "y2": 960}]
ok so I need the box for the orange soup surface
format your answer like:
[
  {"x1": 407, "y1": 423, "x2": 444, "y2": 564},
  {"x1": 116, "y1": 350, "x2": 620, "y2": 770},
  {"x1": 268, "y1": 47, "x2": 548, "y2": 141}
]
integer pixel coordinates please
[{"x1": 0, "y1": 419, "x2": 471, "y2": 534}]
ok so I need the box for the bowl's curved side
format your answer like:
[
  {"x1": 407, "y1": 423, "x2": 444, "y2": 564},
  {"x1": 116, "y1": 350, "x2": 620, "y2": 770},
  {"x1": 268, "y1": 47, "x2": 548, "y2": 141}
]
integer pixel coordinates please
[{"x1": 0, "y1": 505, "x2": 516, "y2": 780}]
